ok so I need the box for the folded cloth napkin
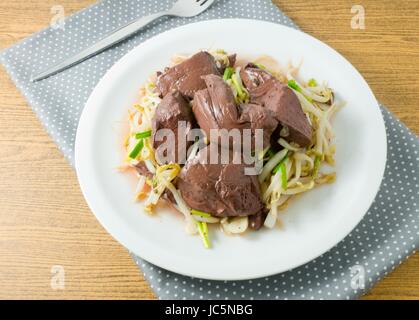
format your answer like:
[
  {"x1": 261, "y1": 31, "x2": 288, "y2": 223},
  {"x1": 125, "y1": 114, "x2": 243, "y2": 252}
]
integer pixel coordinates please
[{"x1": 1, "y1": 0, "x2": 418, "y2": 300}]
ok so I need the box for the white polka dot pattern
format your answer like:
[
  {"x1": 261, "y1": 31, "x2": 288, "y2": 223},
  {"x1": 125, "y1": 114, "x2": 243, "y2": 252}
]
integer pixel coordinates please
[
  {"x1": 0, "y1": 0, "x2": 417, "y2": 300},
  {"x1": 0, "y1": 0, "x2": 297, "y2": 166},
  {"x1": 135, "y1": 107, "x2": 419, "y2": 300}
]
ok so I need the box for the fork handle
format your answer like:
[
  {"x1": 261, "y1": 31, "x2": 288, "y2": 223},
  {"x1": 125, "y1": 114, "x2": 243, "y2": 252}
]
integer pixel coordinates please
[
  {"x1": 98, "y1": 12, "x2": 167, "y2": 49},
  {"x1": 32, "y1": 12, "x2": 167, "y2": 81}
]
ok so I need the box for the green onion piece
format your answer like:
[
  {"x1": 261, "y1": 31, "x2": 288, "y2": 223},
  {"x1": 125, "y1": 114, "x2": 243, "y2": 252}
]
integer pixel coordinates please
[
  {"x1": 280, "y1": 163, "x2": 287, "y2": 189},
  {"x1": 272, "y1": 152, "x2": 289, "y2": 174},
  {"x1": 196, "y1": 221, "x2": 211, "y2": 249},
  {"x1": 308, "y1": 78, "x2": 317, "y2": 87},
  {"x1": 288, "y1": 79, "x2": 300, "y2": 91},
  {"x1": 202, "y1": 221, "x2": 209, "y2": 234},
  {"x1": 223, "y1": 67, "x2": 234, "y2": 81},
  {"x1": 254, "y1": 63, "x2": 266, "y2": 70},
  {"x1": 191, "y1": 209, "x2": 212, "y2": 218},
  {"x1": 128, "y1": 139, "x2": 144, "y2": 159},
  {"x1": 288, "y1": 79, "x2": 313, "y2": 102},
  {"x1": 312, "y1": 155, "x2": 321, "y2": 178},
  {"x1": 231, "y1": 74, "x2": 244, "y2": 96},
  {"x1": 135, "y1": 130, "x2": 152, "y2": 139}
]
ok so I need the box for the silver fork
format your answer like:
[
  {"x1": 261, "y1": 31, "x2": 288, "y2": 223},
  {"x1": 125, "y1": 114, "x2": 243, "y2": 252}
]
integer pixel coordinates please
[{"x1": 32, "y1": 0, "x2": 216, "y2": 82}]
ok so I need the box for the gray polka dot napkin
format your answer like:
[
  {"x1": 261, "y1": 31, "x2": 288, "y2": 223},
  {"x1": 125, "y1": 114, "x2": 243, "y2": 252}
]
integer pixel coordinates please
[{"x1": 1, "y1": 0, "x2": 418, "y2": 300}]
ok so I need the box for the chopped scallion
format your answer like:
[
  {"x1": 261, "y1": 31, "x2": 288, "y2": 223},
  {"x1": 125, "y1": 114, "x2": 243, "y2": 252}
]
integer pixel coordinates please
[
  {"x1": 254, "y1": 63, "x2": 266, "y2": 70},
  {"x1": 128, "y1": 139, "x2": 144, "y2": 159},
  {"x1": 223, "y1": 67, "x2": 234, "y2": 81},
  {"x1": 288, "y1": 79, "x2": 313, "y2": 102},
  {"x1": 191, "y1": 209, "x2": 212, "y2": 218},
  {"x1": 280, "y1": 163, "x2": 287, "y2": 189},
  {"x1": 196, "y1": 221, "x2": 211, "y2": 249},
  {"x1": 312, "y1": 155, "x2": 322, "y2": 178},
  {"x1": 202, "y1": 221, "x2": 209, "y2": 234},
  {"x1": 272, "y1": 152, "x2": 289, "y2": 174},
  {"x1": 308, "y1": 78, "x2": 317, "y2": 87},
  {"x1": 135, "y1": 130, "x2": 152, "y2": 139},
  {"x1": 231, "y1": 74, "x2": 244, "y2": 96},
  {"x1": 288, "y1": 79, "x2": 300, "y2": 91}
]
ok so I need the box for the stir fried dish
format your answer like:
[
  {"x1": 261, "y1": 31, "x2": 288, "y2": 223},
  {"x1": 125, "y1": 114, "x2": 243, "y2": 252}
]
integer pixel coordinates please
[{"x1": 120, "y1": 50, "x2": 341, "y2": 248}]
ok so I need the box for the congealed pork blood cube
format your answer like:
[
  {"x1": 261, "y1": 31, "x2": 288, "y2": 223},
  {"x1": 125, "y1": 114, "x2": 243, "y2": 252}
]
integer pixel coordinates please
[
  {"x1": 156, "y1": 51, "x2": 220, "y2": 99},
  {"x1": 240, "y1": 64, "x2": 313, "y2": 147},
  {"x1": 192, "y1": 74, "x2": 277, "y2": 149},
  {"x1": 151, "y1": 91, "x2": 195, "y2": 164},
  {"x1": 177, "y1": 146, "x2": 264, "y2": 218}
]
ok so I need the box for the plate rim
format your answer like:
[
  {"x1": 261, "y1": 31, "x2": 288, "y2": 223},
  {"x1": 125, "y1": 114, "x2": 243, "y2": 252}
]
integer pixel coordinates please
[{"x1": 75, "y1": 18, "x2": 387, "y2": 280}]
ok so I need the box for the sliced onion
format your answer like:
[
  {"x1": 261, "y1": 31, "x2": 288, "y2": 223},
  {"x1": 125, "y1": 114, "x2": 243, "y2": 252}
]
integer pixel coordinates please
[
  {"x1": 293, "y1": 90, "x2": 322, "y2": 118},
  {"x1": 264, "y1": 203, "x2": 278, "y2": 228},
  {"x1": 144, "y1": 164, "x2": 179, "y2": 211},
  {"x1": 287, "y1": 72, "x2": 331, "y2": 103},
  {"x1": 166, "y1": 183, "x2": 197, "y2": 235},
  {"x1": 259, "y1": 149, "x2": 288, "y2": 183},
  {"x1": 263, "y1": 170, "x2": 282, "y2": 202}
]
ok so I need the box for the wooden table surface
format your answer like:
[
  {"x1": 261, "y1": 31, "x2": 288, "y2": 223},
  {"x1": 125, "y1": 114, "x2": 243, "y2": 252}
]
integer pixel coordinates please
[{"x1": 0, "y1": 0, "x2": 418, "y2": 300}]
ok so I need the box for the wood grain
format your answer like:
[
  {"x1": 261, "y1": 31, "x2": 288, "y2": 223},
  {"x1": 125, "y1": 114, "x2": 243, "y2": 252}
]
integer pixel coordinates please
[{"x1": 0, "y1": 0, "x2": 418, "y2": 300}]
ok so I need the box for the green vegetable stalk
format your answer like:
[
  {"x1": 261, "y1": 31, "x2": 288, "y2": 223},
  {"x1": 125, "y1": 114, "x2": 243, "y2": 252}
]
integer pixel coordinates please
[
  {"x1": 129, "y1": 130, "x2": 152, "y2": 159},
  {"x1": 254, "y1": 63, "x2": 266, "y2": 70},
  {"x1": 191, "y1": 209, "x2": 212, "y2": 218},
  {"x1": 135, "y1": 130, "x2": 152, "y2": 139},
  {"x1": 288, "y1": 79, "x2": 313, "y2": 102},
  {"x1": 280, "y1": 163, "x2": 287, "y2": 189},
  {"x1": 223, "y1": 67, "x2": 234, "y2": 81},
  {"x1": 272, "y1": 152, "x2": 289, "y2": 174},
  {"x1": 312, "y1": 155, "x2": 322, "y2": 178},
  {"x1": 231, "y1": 74, "x2": 244, "y2": 96},
  {"x1": 196, "y1": 221, "x2": 211, "y2": 249},
  {"x1": 308, "y1": 78, "x2": 317, "y2": 87},
  {"x1": 128, "y1": 139, "x2": 144, "y2": 159}
]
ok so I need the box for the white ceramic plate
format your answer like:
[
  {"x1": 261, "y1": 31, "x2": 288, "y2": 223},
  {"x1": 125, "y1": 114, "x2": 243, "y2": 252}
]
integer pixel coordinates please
[{"x1": 75, "y1": 19, "x2": 386, "y2": 281}]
